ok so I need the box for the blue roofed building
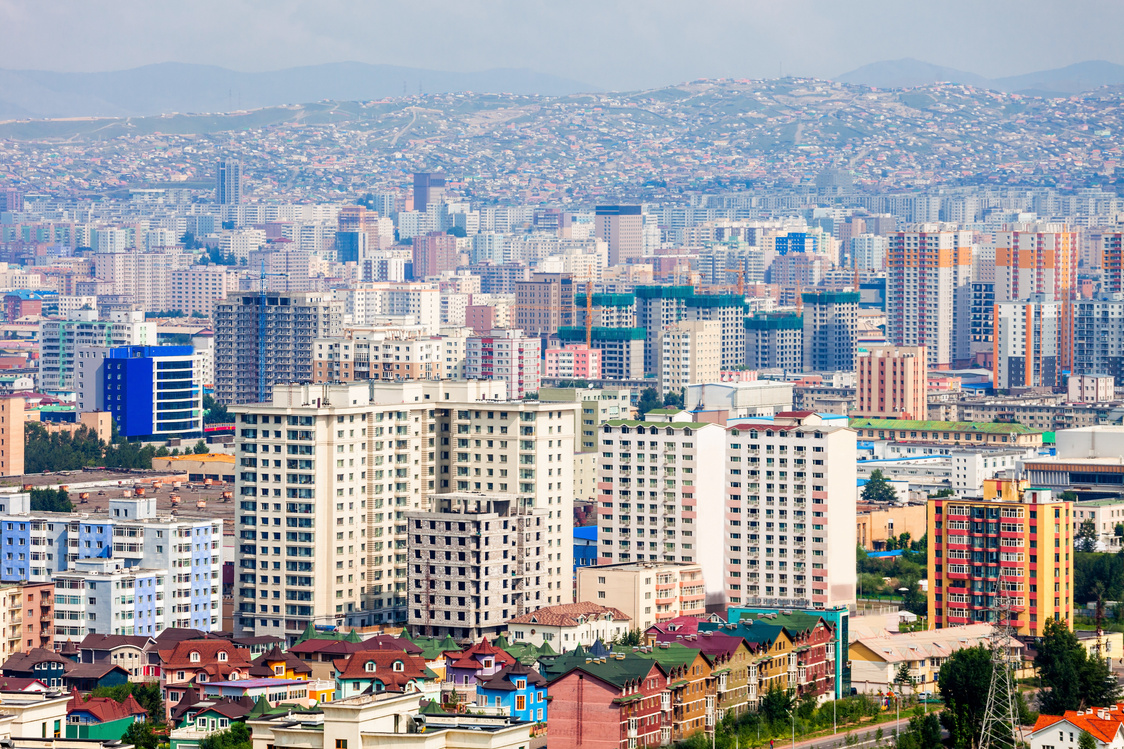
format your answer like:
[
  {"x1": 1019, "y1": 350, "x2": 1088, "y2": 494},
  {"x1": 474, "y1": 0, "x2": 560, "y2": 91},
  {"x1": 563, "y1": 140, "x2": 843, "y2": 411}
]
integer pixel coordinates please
[{"x1": 475, "y1": 662, "x2": 547, "y2": 725}]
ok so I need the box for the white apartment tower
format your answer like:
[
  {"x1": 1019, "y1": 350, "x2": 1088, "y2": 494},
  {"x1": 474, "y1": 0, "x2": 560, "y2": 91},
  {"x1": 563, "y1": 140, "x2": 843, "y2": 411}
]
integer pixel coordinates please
[{"x1": 232, "y1": 380, "x2": 576, "y2": 641}]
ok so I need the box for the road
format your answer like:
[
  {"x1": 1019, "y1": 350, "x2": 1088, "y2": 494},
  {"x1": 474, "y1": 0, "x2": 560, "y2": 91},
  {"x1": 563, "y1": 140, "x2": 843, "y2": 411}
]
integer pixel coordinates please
[{"x1": 759, "y1": 715, "x2": 919, "y2": 749}]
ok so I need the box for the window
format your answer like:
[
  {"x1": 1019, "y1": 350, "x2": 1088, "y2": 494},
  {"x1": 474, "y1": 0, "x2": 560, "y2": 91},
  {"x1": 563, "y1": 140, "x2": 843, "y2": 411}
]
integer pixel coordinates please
[
  {"x1": 336, "y1": 742, "x2": 347, "y2": 749},
  {"x1": 516, "y1": 695, "x2": 526, "y2": 711},
  {"x1": 189, "y1": 651, "x2": 200, "y2": 663}
]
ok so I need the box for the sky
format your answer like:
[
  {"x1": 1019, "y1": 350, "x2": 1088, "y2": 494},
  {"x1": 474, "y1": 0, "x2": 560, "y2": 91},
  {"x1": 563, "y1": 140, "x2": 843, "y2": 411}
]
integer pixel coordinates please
[{"x1": 1, "y1": 0, "x2": 1123, "y2": 91}]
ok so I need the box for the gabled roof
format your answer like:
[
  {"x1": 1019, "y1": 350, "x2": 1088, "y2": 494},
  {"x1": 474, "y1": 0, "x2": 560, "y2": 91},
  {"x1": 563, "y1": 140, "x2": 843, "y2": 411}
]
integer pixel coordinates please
[
  {"x1": 286, "y1": 639, "x2": 373, "y2": 657},
  {"x1": 0, "y1": 677, "x2": 47, "y2": 691},
  {"x1": 65, "y1": 663, "x2": 131, "y2": 681},
  {"x1": 2, "y1": 648, "x2": 70, "y2": 673},
  {"x1": 78, "y1": 634, "x2": 151, "y2": 652},
  {"x1": 476, "y1": 662, "x2": 547, "y2": 692},
  {"x1": 1031, "y1": 704, "x2": 1124, "y2": 744},
  {"x1": 66, "y1": 688, "x2": 147, "y2": 723},
  {"x1": 158, "y1": 639, "x2": 254, "y2": 671},
  {"x1": 509, "y1": 602, "x2": 631, "y2": 628},
  {"x1": 445, "y1": 638, "x2": 515, "y2": 671},
  {"x1": 153, "y1": 628, "x2": 210, "y2": 646},
  {"x1": 249, "y1": 646, "x2": 313, "y2": 677},
  {"x1": 331, "y1": 650, "x2": 436, "y2": 692},
  {"x1": 545, "y1": 652, "x2": 668, "y2": 690}
]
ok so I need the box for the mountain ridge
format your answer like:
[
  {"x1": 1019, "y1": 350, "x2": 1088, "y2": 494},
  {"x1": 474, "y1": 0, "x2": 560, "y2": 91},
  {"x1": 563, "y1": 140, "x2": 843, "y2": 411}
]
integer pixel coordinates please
[{"x1": 837, "y1": 57, "x2": 1124, "y2": 96}]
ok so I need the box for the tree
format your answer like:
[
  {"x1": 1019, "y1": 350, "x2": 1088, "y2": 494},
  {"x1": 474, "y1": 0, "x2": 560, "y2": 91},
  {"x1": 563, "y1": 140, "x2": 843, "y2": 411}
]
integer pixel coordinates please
[
  {"x1": 1036, "y1": 617, "x2": 1121, "y2": 713},
  {"x1": 894, "y1": 662, "x2": 916, "y2": 698},
  {"x1": 446, "y1": 226, "x2": 467, "y2": 238},
  {"x1": 861, "y1": 469, "x2": 897, "y2": 504},
  {"x1": 662, "y1": 388, "x2": 684, "y2": 410},
  {"x1": 1078, "y1": 732, "x2": 1097, "y2": 749},
  {"x1": 1115, "y1": 522, "x2": 1124, "y2": 540},
  {"x1": 1076, "y1": 518, "x2": 1099, "y2": 553},
  {"x1": 897, "y1": 710, "x2": 942, "y2": 749},
  {"x1": 155, "y1": 446, "x2": 170, "y2": 457},
  {"x1": 758, "y1": 685, "x2": 794, "y2": 727},
  {"x1": 637, "y1": 387, "x2": 661, "y2": 415},
  {"x1": 938, "y1": 645, "x2": 993, "y2": 749},
  {"x1": 29, "y1": 487, "x2": 71, "y2": 513},
  {"x1": 1075, "y1": 552, "x2": 1124, "y2": 604},
  {"x1": 203, "y1": 393, "x2": 231, "y2": 424},
  {"x1": 612, "y1": 628, "x2": 643, "y2": 647},
  {"x1": 192, "y1": 440, "x2": 209, "y2": 455},
  {"x1": 122, "y1": 721, "x2": 158, "y2": 749},
  {"x1": 93, "y1": 682, "x2": 163, "y2": 723},
  {"x1": 199, "y1": 723, "x2": 251, "y2": 749}
]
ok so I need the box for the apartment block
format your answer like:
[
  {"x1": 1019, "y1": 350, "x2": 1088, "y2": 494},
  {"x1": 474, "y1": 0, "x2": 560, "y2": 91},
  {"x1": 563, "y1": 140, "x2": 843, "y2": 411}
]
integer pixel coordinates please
[
  {"x1": 544, "y1": 344, "x2": 602, "y2": 380},
  {"x1": 724, "y1": 413, "x2": 857, "y2": 610},
  {"x1": 170, "y1": 266, "x2": 238, "y2": 317},
  {"x1": 312, "y1": 327, "x2": 445, "y2": 383},
  {"x1": 333, "y1": 283, "x2": 440, "y2": 332},
  {"x1": 515, "y1": 272, "x2": 573, "y2": 337},
  {"x1": 595, "y1": 205, "x2": 643, "y2": 267},
  {"x1": 855, "y1": 345, "x2": 928, "y2": 420},
  {"x1": 634, "y1": 286, "x2": 693, "y2": 375},
  {"x1": 685, "y1": 295, "x2": 748, "y2": 371},
  {"x1": 744, "y1": 313, "x2": 803, "y2": 372},
  {"x1": 231, "y1": 380, "x2": 576, "y2": 641},
  {"x1": 213, "y1": 291, "x2": 342, "y2": 405},
  {"x1": 411, "y1": 232, "x2": 457, "y2": 279},
  {"x1": 802, "y1": 291, "x2": 858, "y2": 372},
  {"x1": 538, "y1": 387, "x2": 631, "y2": 453},
  {"x1": 596, "y1": 419, "x2": 727, "y2": 606},
  {"x1": 927, "y1": 487, "x2": 1072, "y2": 637},
  {"x1": 39, "y1": 309, "x2": 155, "y2": 392},
  {"x1": 887, "y1": 227, "x2": 972, "y2": 368},
  {"x1": 657, "y1": 320, "x2": 721, "y2": 395},
  {"x1": 406, "y1": 493, "x2": 547, "y2": 639},
  {"x1": 993, "y1": 298, "x2": 1063, "y2": 390},
  {"x1": 93, "y1": 250, "x2": 193, "y2": 313},
  {"x1": 555, "y1": 326, "x2": 646, "y2": 380},
  {"x1": 1073, "y1": 295, "x2": 1124, "y2": 381},
  {"x1": 465, "y1": 329, "x2": 540, "y2": 399},
  {"x1": 575, "y1": 561, "x2": 705, "y2": 631}
]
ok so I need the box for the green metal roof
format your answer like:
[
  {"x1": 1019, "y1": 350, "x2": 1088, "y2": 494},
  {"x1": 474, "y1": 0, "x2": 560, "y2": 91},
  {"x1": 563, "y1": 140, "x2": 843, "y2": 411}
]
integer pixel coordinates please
[
  {"x1": 802, "y1": 290, "x2": 859, "y2": 304},
  {"x1": 848, "y1": 418, "x2": 1042, "y2": 435},
  {"x1": 603, "y1": 419, "x2": 712, "y2": 429},
  {"x1": 745, "y1": 313, "x2": 803, "y2": 330},
  {"x1": 573, "y1": 293, "x2": 636, "y2": 307}
]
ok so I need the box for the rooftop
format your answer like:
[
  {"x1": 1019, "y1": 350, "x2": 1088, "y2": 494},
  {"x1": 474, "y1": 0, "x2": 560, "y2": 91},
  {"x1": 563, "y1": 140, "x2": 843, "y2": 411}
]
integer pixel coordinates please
[{"x1": 849, "y1": 418, "x2": 1042, "y2": 435}]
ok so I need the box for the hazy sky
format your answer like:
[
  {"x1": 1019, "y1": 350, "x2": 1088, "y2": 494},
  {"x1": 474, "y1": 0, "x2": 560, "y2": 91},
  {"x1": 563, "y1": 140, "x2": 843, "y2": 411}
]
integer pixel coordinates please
[{"x1": 1, "y1": 0, "x2": 1122, "y2": 90}]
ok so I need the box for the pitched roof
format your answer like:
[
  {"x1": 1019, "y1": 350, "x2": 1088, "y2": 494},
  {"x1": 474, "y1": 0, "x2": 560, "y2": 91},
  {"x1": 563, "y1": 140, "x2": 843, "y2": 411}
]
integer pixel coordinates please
[
  {"x1": 848, "y1": 417, "x2": 1041, "y2": 435},
  {"x1": 476, "y1": 662, "x2": 547, "y2": 692},
  {"x1": 545, "y1": 651, "x2": 667, "y2": 689},
  {"x1": 2, "y1": 648, "x2": 70, "y2": 672},
  {"x1": 78, "y1": 634, "x2": 151, "y2": 652},
  {"x1": 154, "y1": 628, "x2": 210, "y2": 645},
  {"x1": 286, "y1": 639, "x2": 373, "y2": 657},
  {"x1": 331, "y1": 650, "x2": 435, "y2": 692},
  {"x1": 1031, "y1": 705, "x2": 1124, "y2": 744},
  {"x1": 446, "y1": 638, "x2": 515, "y2": 671},
  {"x1": 158, "y1": 639, "x2": 254, "y2": 671},
  {"x1": 248, "y1": 647, "x2": 312, "y2": 678},
  {"x1": 508, "y1": 602, "x2": 630, "y2": 627},
  {"x1": 0, "y1": 677, "x2": 47, "y2": 691},
  {"x1": 850, "y1": 623, "x2": 1016, "y2": 664},
  {"x1": 66, "y1": 689, "x2": 148, "y2": 723},
  {"x1": 65, "y1": 663, "x2": 131, "y2": 681}
]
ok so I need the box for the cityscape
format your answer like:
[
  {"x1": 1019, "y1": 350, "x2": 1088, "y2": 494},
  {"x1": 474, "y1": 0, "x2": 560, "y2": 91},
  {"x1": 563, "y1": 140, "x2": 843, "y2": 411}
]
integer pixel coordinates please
[{"x1": 0, "y1": 3, "x2": 1123, "y2": 749}]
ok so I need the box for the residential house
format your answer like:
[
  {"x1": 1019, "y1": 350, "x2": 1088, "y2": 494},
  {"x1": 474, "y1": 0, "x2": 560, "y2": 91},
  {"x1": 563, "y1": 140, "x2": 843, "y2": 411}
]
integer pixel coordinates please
[
  {"x1": 649, "y1": 632, "x2": 753, "y2": 722},
  {"x1": 634, "y1": 643, "x2": 715, "y2": 743},
  {"x1": 475, "y1": 663, "x2": 547, "y2": 725},
  {"x1": 248, "y1": 646, "x2": 313, "y2": 681},
  {"x1": 546, "y1": 651, "x2": 672, "y2": 749},
  {"x1": 506, "y1": 602, "x2": 632, "y2": 649},
  {"x1": 76, "y1": 635, "x2": 154, "y2": 682},
  {"x1": 2, "y1": 648, "x2": 70, "y2": 689},
  {"x1": 0, "y1": 677, "x2": 47, "y2": 691},
  {"x1": 1029, "y1": 704, "x2": 1124, "y2": 749},
  {"x1": 63, "y1": 663, "x2": 130, "y2": 692},
  {"x1": 332, "y1": 650, "x2": 437, "y2": 700},
  {"x1": 443, "y1": 638, "x2": 515, "y2": 699},
  {"x1": 158, "y1": 639, "x2": 255, "y2": 721},
  {"x1": 64, "y1": 688, "x2": 147, "y2": 740}
]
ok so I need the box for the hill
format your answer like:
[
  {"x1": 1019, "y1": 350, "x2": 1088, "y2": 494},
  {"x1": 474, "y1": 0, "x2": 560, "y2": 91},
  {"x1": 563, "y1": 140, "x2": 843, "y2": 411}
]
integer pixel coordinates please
[
  {"x1": 837, "y1": 57, "x2": 1124, "y2": 96},
  {"x1": 0, "y1": 62, "x2": 596, "y2": 119}
]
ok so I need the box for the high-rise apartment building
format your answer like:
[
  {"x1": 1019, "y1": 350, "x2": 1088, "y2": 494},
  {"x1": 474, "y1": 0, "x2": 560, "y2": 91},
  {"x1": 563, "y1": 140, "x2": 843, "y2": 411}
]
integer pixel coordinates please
[
  {"x1": 412, "y1": 172, "x2": 446, "y2": 213},
  {"x1": 993, "y1": 297, "x2": 1063, "y2": 390},
  {"x1": 39, "y1": 309, "x2": 155, "y2": 392},
  {"x1": 635, "y1": 286, "x2": 693, "y2": 375},
  {"x1": 969, "y1": 282, "x2": 996, "y2": 365},
  {"x1": 216, "y1": 159, "x2": 243, "y2": 205},
  {"x1": 723, "y1": 413, "x2": 857, "y2": 610},
  {"x1": 543, "y1": 344, "x2": 602, "y2": 380},
  {"x1": 406, "y1": 493, "x2": 547, "y2": 639},
  {"x1": 855, "y1": 345, "x2": 928, "y2": 420},
  {"x1": 802, "y1": 291, "x2": 858, "y2": 372},
  {"x1": 657, "y1": 320, "x2": 721, "y2": 395},
  {"x1": 170, "y1": 266, "x2": 238, "y2": 318},
  {"x1": 334, "y1": 283, "x2": 441, "y2": 332},
  {"x1": 0, "y1": 188, "x2": 22, "y2": 213},
  {"x1": 312, "y1": 327, "x2": 446, "y2": 383},
  {"x1": 686, "y1": 295, "x2": 748, "y2": 371},
  {"x1": 596, "y1": 419, "x2": 727, "y2": 605},
  {"x1": 1098, "y1": 231, "x2": 1124, "y2": 294},
  {"x1": 744, "y1": 313, "x2": 803, "y2": 372},
  {"x1": 927, "y1": 486, "x2": 1071, "y2": 637},
  {"x1": 231, "y1": 380, "x2": 576, "y2": 640},
  {"x1": 411, "y1": 232, "x2": 457, "y2": 279},
  {"x1": 886, "y1": 227, "x2": 972, "y2": 369},
  {"x1": 851, "y1": 234, "x2": 887, "y2": 271},
  {"x1": 213, "y1": 292, "x2": 342, "y2": 404},
  {"x1": 515, "y1": 272, "x2": 574, "y2": 336},
  {"x1": 465, "y1": 329, "x2": 541, "y2": 399},
  {"x1": 994, "y1": 224, "x2": 1078, "y2": 374},
  {"x1": 595, "y1": 205, "x2": 643, "y2": 267},
  {"x1": 1073, "y1": 294, "x2": 1124, "y2": 380},
  {"x1": 93, "y1": 250, "x2": 194, "y2": 312}
]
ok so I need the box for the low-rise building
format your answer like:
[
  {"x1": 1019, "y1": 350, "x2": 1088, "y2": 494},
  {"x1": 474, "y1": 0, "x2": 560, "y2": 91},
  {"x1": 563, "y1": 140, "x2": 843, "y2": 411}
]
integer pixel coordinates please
[
  {"x1": 1027, "y1": 703, "x2": 1124, "y2": 749},
  {"x1": 576, "y1": 562, "x2": 706, "y2": 632},
  {"x1": 506, "y1": 602, "x2": 631, "y2": 649},
  {"x1": 851, "y1": 417, "x2": 1043, "y2": 449}
]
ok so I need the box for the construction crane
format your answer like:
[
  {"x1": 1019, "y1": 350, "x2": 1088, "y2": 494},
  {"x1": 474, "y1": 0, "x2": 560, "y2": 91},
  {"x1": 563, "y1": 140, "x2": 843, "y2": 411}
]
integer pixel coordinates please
[
  {"x1": 257, "y1": 262, "x2": 289, "y2": 403},
  {"x1": 585, "y1": 281, "x2": 593, "y2": 347}
]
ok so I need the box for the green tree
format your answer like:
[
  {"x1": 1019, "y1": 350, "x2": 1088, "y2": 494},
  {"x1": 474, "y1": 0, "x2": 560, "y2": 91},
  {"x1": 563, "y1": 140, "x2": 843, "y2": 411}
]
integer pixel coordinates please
[
  {"x1": 1115, "y1": 522, "x2": 1124, "y2": 540},
  {"x1": 637, "y1": 387, "x2": 661, "y2": 415},
  {"x1": 938, "y1": 645, "x2": 993, "y2": 749},
  {"x1": 1078, "y1": 732, "x2": 1097, "y2": 749},
  {"x1": 894, "y1": 662, "x2": 916, "y2": 697},
  {"x1": 203, "y1": 394, "x2": 231, "y2": 424},
  {"x1": 1074, "y1": 552, "x2": 1124, "y2": 603},
  {"x1": 91, "y1": 681, "x2": 163, "y2": 722},
  {"x1": 199, "y1": 723, "x2": 251, "y2": 749},
  {"x1": 662, "y1": 388, "x2": 684, "y2": 410},
  {"x1": 861, "y1": 469, "x2": 898, "y2": 504},
  {"x1": 29, "y1": 487, "x2": 72, "y2": 513},
  {"x1": 192, "y1": 440, "x2": 209, "y2": 455},
  {"x1": 122, "y1": 720, "x2": 158, "y2": 749},
  {"x1": 155, "y1": 446, "x2": 170, "y2": 457},
  {"x1": 1036, "y1": 617, "x2": 1121, "y2": 713},
  {"x1": 446, "y1": 226, "x2": 467, "y2": 238},
  {"x1": 897, "y1": 710, "x2": 942, "y2": 749},
  {"x1": 1076, "y1": 518, "x2": 1099, "y2": 553},
  {"x1": 758, "y1": 685, "x2": 794, "y2": 727},
  {"x1": 612, "y1": 628, "x2": 643, "y2": 647}
]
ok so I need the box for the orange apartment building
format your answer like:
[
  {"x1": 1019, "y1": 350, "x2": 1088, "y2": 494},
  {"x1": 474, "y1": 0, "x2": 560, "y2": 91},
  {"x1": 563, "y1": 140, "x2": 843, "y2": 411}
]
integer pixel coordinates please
[
  {"x1": 855, "y1": 345, "x2": 928, "y2": 420},
  {"x1": 312, "y1": 327, "x2": 444, "y2": 383}
]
